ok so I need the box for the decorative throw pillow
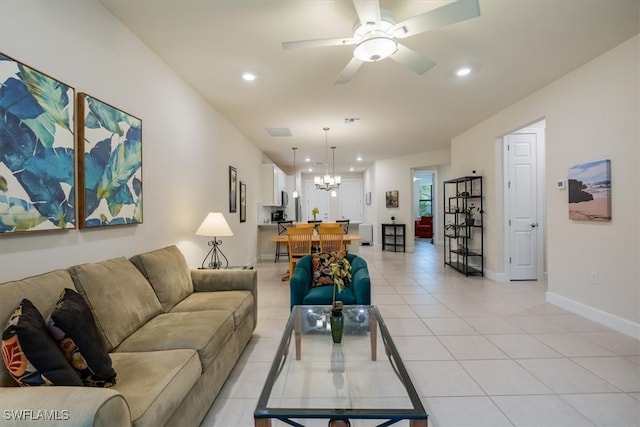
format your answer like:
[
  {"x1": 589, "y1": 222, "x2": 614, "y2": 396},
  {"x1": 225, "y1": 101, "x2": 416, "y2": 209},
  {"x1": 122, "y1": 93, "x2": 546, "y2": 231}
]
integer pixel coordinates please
[
  {"x1": 1, "y1": 299, "x2": 82, "y2": 386},
  {"x1": 311, "y1": 250, "x2": 351, "y2": 292},
  {"x1": 46, "y1": 288, "x2": 116, "y2": 387}
]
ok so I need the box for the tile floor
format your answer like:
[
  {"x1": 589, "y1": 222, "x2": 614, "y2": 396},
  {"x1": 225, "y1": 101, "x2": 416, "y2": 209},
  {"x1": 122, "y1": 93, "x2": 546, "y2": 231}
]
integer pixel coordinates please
[{"x1": 201, "y1": 241, "x2": 640, "y2": 427}]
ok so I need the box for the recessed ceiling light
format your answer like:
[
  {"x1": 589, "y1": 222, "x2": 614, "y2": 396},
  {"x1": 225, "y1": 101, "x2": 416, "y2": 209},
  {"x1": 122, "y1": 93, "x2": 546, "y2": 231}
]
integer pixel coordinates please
[
  {"x1": 242, "y1": 72, "x2": 256, "y2": 81},
  {"x1": 308, "y1": 167, "x2": 313, "y2": 172},
  {"x1": 305, "y1": 157, "x2": 311, "y2": 162},
  {"x1": 456, "y1": 67, "x2": 471, "y2": 77},
  {"x1": 350, "y1": 167, "x2": 355, "y2": 172},
  {"x1": 356, "y1": 156, "x2": 363, "y2": 162}
]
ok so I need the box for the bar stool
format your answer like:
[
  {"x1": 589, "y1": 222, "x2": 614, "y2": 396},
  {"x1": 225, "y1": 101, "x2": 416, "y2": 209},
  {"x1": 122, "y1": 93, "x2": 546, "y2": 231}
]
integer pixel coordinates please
[{"x1": 274, "y1": 220, "x2": 293, "y2": 262}]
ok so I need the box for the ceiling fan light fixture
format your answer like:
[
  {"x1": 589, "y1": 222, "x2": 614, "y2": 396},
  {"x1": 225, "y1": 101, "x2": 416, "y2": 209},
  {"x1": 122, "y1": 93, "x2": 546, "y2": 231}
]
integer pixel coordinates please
[{"x1": 353, "y1": 36, "x2": 397, "y2": 62}]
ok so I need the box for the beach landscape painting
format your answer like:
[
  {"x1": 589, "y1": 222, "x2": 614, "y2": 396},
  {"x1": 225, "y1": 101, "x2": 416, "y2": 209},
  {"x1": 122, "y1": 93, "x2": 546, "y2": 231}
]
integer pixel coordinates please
[{"x1": 568, "y1": 159, "x2": 611, "y2": 221}]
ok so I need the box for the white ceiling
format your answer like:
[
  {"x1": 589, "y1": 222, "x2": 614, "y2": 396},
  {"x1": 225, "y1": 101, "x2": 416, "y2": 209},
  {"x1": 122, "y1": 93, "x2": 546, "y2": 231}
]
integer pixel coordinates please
[{"x1": 99, "y1": 0, "x2": 639, "y2": 175}]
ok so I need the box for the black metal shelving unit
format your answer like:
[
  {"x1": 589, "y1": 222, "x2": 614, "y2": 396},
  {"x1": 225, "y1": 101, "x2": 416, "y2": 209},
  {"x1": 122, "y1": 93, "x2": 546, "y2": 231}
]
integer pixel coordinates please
[{"x1": 443, "y1": 176, "x2": 484, "y2": 276}]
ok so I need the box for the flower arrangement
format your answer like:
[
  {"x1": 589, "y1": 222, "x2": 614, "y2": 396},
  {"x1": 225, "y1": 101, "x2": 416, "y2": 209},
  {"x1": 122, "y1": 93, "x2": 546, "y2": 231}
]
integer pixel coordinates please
[
  {"x1": 312, "y1": 207, "x2": 319, "y2": 221},
  {"x1": 329, "y1": 251, "x2": 351, "y2": 310}
]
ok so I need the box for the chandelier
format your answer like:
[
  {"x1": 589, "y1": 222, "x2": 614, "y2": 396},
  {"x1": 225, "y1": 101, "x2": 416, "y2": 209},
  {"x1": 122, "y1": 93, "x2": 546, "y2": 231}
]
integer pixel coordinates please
[{"x1": 314, "y1": 127, "x2": 341, "y2": 192}]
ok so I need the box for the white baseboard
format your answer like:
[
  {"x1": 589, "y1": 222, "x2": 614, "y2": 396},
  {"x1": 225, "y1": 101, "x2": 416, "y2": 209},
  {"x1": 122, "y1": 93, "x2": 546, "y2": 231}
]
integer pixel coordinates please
[{"x1": 546, "y1": 291, "x2": 640, "y2": 339}]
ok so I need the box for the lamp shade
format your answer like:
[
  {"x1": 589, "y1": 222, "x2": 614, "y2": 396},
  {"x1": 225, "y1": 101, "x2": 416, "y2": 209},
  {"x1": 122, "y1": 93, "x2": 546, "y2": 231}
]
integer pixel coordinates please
[{"x1": 195, "y1": 212, "x2": 233, "y2": 237}]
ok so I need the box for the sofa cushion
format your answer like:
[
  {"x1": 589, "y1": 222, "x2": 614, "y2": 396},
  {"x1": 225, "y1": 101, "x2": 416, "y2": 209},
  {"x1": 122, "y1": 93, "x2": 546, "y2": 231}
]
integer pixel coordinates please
[
  {"x1": 170, "y1": 290, "x2": 254, "y2": 329},
  {"x1": 115, "y1": 310, "x2": 234, "y2": 371},
  {"x1": 311, "y1": 250, "x2": 351, "y2": 289},
  {"x1": 110, "y1": 349, "x2": 200, "y2": 427},
  {"x1": 68, "y1": 257, "x2": 163, "y2": 352},
  {"x1": 46, "y1": 288, "x2": 117, "y2": 387},
  {"x1": 0, "y1": 270, "x2": 77, "y2": 387},
  {"x1": 1, "y1": 299, "x2": 82, "y2": 386},
  {"x1": 129, "y1": 245, "x2": 194, "y2": 312}
]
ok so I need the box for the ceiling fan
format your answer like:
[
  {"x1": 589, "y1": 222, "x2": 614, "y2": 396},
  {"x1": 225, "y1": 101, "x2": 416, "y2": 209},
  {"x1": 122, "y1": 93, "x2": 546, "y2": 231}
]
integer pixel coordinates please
[{"x1": 282, "y1": 0, "x2": 480, "y2": 84}]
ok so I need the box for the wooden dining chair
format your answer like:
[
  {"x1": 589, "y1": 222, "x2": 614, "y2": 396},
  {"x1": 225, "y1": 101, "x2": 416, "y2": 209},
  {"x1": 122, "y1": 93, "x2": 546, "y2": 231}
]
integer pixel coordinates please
[
  {"x1": 317, "y1": 224, "x2": 344, "y2": 253},
  {"x1": 287, "y1": 227, "x2": 314, "y2": 277}
]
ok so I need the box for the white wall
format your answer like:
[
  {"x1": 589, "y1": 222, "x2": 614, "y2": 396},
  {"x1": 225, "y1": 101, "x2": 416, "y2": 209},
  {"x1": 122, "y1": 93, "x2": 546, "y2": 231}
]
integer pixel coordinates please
[
  {"x1": 0, "y1": 0, "x2": 263, "y2": 281},
  {"x1": 369, "y1": 148, "x2": 451, "y2": 250},
  {"x1": 451, "y1": 36, "x2": 640, "y2": 331}
]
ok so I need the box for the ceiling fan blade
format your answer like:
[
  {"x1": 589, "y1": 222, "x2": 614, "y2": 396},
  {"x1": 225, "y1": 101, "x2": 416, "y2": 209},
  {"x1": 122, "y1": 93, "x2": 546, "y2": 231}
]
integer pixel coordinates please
[
  {"x1": 282, "y1": 36, "x2": 356, "y2": 50},
  {"x1": 353, "y1": 0, "x2": 381, "y2": 28},
  {"x1": 334, "y1": 57, "x2": 364, "y2": 85},
  {"x1": 389, "y1": 44, "x2": 436, "y2": 75},
  {"x1": 393, "y1": 0, "x2": 480, "y2": 39}
]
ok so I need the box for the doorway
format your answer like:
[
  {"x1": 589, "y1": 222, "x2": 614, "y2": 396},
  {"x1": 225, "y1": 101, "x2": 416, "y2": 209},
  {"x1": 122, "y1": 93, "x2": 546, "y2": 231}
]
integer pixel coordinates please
[
  {"x1": 412, "y1": 169, "x2": 436, "y2": 243},
  {"x1": 503, "y1": 120, "x2": 546, "y2": 281}
]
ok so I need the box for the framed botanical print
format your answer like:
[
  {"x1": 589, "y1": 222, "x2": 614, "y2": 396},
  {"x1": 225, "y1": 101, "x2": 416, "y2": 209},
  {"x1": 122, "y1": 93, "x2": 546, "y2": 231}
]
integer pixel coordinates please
[
  {"x1": 229, "y1": 166, "x2": 237, "y2": 213},
  {"x1": 78, "y1": 93, "x2": 142, "y2": 228},
  {"x1": 239, "y1": 181, "x2": 246, "y2": 223},
  {"x1": 0, "y1": 52, "x2": 76, "y2": 233}
]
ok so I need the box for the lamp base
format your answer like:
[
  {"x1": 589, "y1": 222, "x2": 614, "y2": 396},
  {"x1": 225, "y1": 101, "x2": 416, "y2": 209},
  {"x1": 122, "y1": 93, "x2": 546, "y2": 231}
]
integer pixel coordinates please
[{"x1": 201, "y1": 238, "x2": 229, "y2": 269}]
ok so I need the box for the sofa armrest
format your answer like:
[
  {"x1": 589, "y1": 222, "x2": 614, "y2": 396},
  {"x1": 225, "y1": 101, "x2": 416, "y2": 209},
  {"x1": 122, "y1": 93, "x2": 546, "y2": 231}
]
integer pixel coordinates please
[
  {"x1": 190, "y1": 269, "x2": 258, "y2": 328},
  {"x1": 348, "y1": 255, "x2": 371, "y2": 305},
  {"x1": 0, "y1": 387, "x2": 130, "y2": 427}
]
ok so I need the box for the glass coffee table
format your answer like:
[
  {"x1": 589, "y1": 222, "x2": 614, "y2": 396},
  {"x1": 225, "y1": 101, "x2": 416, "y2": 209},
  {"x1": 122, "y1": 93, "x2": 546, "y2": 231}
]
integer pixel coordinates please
[{"x1": 254, "y1": 305, "x2": 428, "y2": 427}]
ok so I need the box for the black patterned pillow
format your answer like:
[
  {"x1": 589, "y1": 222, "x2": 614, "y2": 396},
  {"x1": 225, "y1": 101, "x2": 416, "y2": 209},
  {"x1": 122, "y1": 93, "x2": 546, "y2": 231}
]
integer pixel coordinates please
[
  {"x1": 311, "y1": 250, "x2": 351, "y2": 290},
  {"x1": 1, "y1": 299, "x2": 82, "y2": 386},
  {"x1": 46, "y1": 288, "x2": 116, "y2": 387}
]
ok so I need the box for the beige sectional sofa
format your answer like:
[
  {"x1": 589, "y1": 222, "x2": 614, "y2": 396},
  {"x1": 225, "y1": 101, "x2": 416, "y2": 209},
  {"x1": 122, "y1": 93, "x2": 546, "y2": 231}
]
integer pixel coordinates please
[{"x1": 0, "y1": 245, "x2": 257, "y2": 426}]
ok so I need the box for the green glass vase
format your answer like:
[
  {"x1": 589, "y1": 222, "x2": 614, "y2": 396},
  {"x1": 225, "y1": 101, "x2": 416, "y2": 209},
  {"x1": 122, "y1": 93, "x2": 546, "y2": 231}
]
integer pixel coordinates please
[{"x1": 330, "y1": 309, "x2": 344, "y2": 343}]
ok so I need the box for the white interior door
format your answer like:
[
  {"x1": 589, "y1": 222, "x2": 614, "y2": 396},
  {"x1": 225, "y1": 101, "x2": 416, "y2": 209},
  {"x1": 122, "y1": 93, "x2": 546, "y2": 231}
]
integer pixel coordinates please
[
  {"x1": 339, "y1": 180, "x2": 363, "y2": 222},
  {"x1": 506, "y1": 132, "x2": 539, "y2": 280}
]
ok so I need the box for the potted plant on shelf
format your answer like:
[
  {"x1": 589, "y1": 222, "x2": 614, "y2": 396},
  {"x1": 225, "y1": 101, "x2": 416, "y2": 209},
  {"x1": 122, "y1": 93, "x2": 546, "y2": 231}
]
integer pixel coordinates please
[{"x1": 464, "y1": 204, "x2": 480, "y2": 226}]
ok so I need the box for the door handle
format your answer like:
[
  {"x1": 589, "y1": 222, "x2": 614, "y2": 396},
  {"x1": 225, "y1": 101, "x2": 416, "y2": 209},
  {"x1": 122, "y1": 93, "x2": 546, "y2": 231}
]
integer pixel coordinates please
[{"x1": 530, "y1": 223, "x2": 538, "y2": 228}]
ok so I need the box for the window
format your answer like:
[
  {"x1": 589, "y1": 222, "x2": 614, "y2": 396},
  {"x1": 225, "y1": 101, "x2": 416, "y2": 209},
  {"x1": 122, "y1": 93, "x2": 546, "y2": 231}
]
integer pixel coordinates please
[{"x1": 418, "y1": 184, "x2": 432, "y2": 217}]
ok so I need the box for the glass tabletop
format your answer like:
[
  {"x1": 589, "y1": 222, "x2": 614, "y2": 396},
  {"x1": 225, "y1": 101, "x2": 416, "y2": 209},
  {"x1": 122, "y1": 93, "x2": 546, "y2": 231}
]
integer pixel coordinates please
[{"x1": 254, "y1": 305, "x2": 427, "y2": 427}]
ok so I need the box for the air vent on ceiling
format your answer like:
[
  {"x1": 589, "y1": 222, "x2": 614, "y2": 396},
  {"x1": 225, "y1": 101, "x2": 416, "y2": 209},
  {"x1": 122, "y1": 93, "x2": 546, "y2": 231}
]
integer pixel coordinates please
[
  {"x1": 265, "y1": 127, "x2": 292, "y2": 137},
  {"x1": 344, "y1": 117, "x2": 360, "y2": 124}
]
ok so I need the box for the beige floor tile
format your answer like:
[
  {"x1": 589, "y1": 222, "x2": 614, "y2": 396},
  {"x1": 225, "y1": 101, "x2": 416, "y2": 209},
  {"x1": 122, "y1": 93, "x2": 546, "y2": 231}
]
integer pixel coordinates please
[
  {"x1": 572, "y1": 357, "x2": 640, "y2": 392},
  {"x1": 492, "y1": 395, "x2": 596, "y2": 426},
  {"x1": 460, "y1": 360, "x2": 553, "y2": 395},
  {"x1": 383, "y1": 317, "x2": 433, "y2": 336},
  {"x1": 411, "y1": 304, "x2": 458, "y2": 318},
  {"x1": 423, "y1": 396, "x2": 512, "y2": 427},
  {"x1": 486, "y1": 334, "x2": 563, "y2": 358},
  {"x1": 580, "y1": 331, "x2": 640, "y2": 356},
  {"x1": 406, "y1": 361, "x2": 485, "y2": 397},
  {"x1": 534, "y1": 333, "x2": 617, "y2": 357},
  {"x1": 439, "y1": 335, "x2": 508, "y2": 360},
  {"x1": 423, "y1": 317, "x2": 478, "y2": 335},
  {"x1": 560, "y1": 393, "x2": 640, "y2": 427},
  {"x1": 517, "y1": 358, "x2": 620, "y2": 393},
  {"x1": 462, "y1": 316, "x2": 523, "y2": 334},
  {"x1": 376, "y1": 304, "x2": 419, "y2": 319},
  {"x1": 393, "y1": 335, "x2": 454, "y2": 361}
]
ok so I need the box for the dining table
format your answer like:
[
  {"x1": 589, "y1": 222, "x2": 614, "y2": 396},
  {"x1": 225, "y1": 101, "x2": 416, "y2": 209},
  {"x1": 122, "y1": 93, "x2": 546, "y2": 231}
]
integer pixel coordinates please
[{"x1": 270, "y1": 233, "x2": 362, "y2": 281}]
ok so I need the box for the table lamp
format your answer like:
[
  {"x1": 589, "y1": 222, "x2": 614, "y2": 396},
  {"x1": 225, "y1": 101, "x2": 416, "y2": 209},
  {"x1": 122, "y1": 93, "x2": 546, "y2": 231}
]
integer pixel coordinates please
[{"x1": 195, "y1": 212, "x2": 233, "y2": 269}]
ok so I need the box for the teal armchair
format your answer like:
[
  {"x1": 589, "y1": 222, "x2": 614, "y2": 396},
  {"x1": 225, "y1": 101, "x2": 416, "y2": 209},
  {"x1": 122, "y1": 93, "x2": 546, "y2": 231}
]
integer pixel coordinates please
[{"x1": 289, "y1": 253, "x2": 371, "y2": 310}]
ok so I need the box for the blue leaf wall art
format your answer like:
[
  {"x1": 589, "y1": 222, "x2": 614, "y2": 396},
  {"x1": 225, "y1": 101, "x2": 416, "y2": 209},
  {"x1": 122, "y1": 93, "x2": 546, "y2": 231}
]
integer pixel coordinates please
[
  {"x1": 78, "y1": 93, "x2": 142, "y2": 228},
  {"x1": 0, "y1": 52, "x2": 76, "y2": 234}
]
